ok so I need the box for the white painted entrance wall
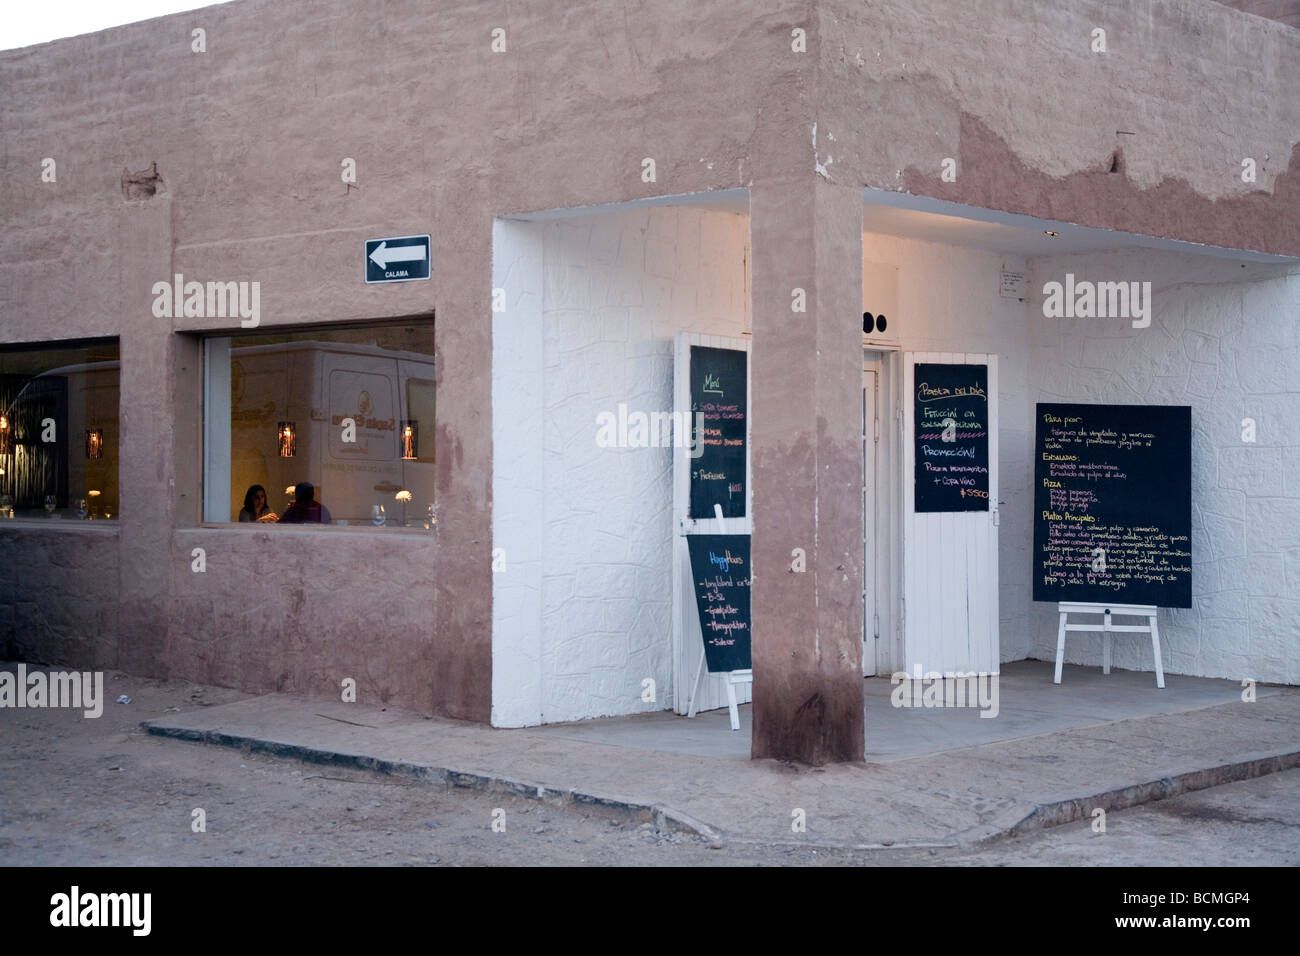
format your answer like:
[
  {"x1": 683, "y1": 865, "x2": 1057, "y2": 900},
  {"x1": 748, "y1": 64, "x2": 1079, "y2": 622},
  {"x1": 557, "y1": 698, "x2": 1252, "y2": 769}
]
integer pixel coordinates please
[
  {"x1": 492, "y1": 219, "x2": 546, "y2": 728},
  {"x1": 863, "y1": 233, "x2": 1035, "y2": 664},
  {"x1": 1028, "y1": 249, "x2": 1300, "y2": 685},
  {"x1": 492, "y1": 218, "x2": 1295, "y2": 730},
  {"x1": 492, "y1": 206, "x2": 750, "y2": 726},
  {"x1": 865, "y1": 231, "x2": 1298, "y2": 685}
]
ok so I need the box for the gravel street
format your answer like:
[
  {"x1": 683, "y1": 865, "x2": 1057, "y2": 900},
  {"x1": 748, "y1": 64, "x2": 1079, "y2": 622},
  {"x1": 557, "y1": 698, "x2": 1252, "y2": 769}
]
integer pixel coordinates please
[{"x1": 3, "y1": 671, "x2": 1297, "y2": 867}]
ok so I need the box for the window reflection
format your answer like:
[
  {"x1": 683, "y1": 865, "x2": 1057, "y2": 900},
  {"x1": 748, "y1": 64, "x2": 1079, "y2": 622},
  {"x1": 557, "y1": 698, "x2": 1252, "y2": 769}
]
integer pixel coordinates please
[
  {"x1": 207, "y1": 323, "x2": 435, "y2": 528},
  {"x1": 0, "y1": 340, "x2": 119, "y2": 520}
]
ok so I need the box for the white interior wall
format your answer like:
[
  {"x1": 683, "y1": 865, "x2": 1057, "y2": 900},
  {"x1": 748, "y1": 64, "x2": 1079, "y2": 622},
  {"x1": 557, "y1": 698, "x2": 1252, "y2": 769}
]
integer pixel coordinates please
[
  {"x1": 862, "y1": 233, "x2": 1035, "y2": 664},
  {"x1": 1027, "y1": 250, "x2": 1300, "y2": 685},
  {"x1": 493, "y1": 206, "x2": 749, "y2": 726},
  {"x1": 492, "y1": 220, "x2": 545, "y2": 727}
]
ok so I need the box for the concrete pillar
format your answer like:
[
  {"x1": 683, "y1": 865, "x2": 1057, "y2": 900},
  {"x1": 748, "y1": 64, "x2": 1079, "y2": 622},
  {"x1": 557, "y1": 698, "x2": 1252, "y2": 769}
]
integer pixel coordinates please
[
  {"x1": 115, "y1": 199, "x2": 176, "y2": 676},
  {"x1": 430, "y1": 176, "x2": 494, "y2": 722},
  {"x1": 749, "y1": 178, "x2": 864, "y2": 764}
]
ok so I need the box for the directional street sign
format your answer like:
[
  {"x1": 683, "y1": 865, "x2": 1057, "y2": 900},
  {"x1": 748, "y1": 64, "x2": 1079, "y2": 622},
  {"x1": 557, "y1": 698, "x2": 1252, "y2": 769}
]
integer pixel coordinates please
[{"x1": 365, "y1": 235, "x2": 431, "y2": 284}]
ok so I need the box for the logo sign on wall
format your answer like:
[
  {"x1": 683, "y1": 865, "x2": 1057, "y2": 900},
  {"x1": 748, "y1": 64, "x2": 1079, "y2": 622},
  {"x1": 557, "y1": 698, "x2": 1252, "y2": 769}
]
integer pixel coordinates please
[
  {"x1": 328, "y1": 372, "x2": 396, "y2": 459},
  {"x1": 365, "y1": 235, "x2": 430, "y2": 284},
  {"x1": 913, "y1": 363, "x2": 990, "y2": 512}
]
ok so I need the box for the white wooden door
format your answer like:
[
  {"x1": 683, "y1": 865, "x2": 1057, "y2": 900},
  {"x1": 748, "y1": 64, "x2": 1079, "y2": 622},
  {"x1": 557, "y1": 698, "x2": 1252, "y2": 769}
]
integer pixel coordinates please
[
  {"x1": 902, "y1": 352, "x2": 1000, "y2": 675},
  {"x1": 862, "y1": 362, "x2": 879, "y2": 676},
  {"x1": 672, "y1": 332, "x2": 753, "y2": 714}
]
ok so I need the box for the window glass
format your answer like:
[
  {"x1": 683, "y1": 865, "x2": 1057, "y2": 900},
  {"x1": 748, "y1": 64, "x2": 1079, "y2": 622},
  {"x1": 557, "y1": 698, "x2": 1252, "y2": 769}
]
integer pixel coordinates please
[
  {"x1": 206, "y1": 322, "x2": 435, "y2": 528},
  {"x1": 0, "y1": 339, "x2": 120, "y2": 520},
  {"x1": 405, "y1": 379, "x2": 436, "y2": 467}
]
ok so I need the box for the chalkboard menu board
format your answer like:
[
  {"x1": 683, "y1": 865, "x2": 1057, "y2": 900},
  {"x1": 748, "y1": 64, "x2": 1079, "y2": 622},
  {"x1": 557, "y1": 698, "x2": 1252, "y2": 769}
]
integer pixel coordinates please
[
  {"x1": 685, "y1": 534, "x2": 752, "y2": 672},
  {"x1": 689, "y1": 346, "x2": 747, "y2": 519},
  {"x1": 913, "y1": 363, "x2": 990, "y2": 512},
  {"x1": 1032, "y1": 403, "x2": 1191, "y2": 607}
]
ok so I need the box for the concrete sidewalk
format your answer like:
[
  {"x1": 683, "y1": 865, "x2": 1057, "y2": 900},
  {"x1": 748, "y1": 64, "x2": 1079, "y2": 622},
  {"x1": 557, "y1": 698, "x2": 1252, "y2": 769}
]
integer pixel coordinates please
[{"x1": 143, "y1": 662, "x2": 1300, "y2": 849}]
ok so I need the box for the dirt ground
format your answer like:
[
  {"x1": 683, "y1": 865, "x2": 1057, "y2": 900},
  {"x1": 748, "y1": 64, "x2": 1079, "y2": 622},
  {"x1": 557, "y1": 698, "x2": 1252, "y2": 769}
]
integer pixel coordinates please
[{"x1": 2, "y1": 667, "x2": 1297, "y2": 867}]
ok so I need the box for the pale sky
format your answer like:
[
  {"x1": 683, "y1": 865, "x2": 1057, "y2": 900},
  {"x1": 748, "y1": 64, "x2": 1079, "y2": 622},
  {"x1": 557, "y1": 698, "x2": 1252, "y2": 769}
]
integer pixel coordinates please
[{"x1": 1, "y1": 0, "x2": 231, "y2": 52}]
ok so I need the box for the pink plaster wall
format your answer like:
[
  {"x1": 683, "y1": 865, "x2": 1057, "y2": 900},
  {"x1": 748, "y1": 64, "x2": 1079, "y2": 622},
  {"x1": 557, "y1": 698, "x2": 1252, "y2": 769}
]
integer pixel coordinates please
[
  {"x1": 821, "y1": 0, "x2": 1300, "y2": 257},
  {"x1": 1215, "y1": 0, "x2": 1300, "y2": 29}
]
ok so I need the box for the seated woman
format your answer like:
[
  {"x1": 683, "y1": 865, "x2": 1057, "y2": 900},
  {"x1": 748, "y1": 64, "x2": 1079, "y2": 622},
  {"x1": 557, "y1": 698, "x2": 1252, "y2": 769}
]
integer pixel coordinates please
[
  {"x1": 277, "y1": 482, "x2": 332, "y2": 524},
  {"x1": 238, "y1": 485, "x2": 277, "y2": 523}
]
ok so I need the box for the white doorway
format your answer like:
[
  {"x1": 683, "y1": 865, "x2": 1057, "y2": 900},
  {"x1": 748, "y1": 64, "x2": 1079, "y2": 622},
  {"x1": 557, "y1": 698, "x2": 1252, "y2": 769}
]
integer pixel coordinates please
[
  {"x1": 863, "y1": 358, "x2": 879, "y2": 676},
  {"x1": 863, "y1": 348, "x2": 902, "y2": 677},
  {"x1": 901, "y1": 351, "x2": 1000, "y2": 674}
]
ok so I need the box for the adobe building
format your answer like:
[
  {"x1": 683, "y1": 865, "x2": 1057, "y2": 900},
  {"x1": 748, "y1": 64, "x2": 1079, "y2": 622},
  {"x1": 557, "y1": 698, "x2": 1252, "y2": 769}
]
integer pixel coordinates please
[{"x1": 1, "y1": 0, "x2": 1298, "y2": 764}]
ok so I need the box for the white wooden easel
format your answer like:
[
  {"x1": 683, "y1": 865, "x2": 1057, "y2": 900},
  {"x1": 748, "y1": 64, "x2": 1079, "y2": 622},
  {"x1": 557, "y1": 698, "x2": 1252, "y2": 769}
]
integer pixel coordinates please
[
  {"x1": 1054, "y1": 601, "x2": 1164, "y2": 688},
  {"x1": 687, "y1": 661, "x2": 752, "y2": 730},
  {"x1": 685, "y1": 504, "x2": 753, "y2": 730}
]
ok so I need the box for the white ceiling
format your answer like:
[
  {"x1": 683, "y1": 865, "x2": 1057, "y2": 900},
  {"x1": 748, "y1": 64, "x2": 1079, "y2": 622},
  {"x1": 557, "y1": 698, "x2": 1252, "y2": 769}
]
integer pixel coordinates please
[
  {"x1": 858, "y1": 188, "x2": 1296, "y2": 264},
  {"x1": 506, "y1": 186, "x2": 1296, "y2": 264}
]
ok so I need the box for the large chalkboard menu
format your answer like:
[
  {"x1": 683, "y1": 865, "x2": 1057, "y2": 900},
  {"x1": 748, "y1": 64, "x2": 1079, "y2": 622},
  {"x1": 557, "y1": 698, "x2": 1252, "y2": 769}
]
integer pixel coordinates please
[
  {"x1": 1033, "y1": 403, "x2": 1191, "y2": 607},
  {"x1": 913, "y1": 363, "x2": 990, "y2": 512},
  {"x1": 685, "y1": 534, "x2": 752, "y2": 672},
  {"x1": 689, "y1": 346, "x2": 747, "y2": 519}
]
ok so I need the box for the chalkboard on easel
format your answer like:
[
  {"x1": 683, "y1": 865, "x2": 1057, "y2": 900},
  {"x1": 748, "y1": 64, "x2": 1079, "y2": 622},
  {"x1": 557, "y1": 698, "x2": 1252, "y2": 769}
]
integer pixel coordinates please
[
  {"x1": 685, "y1": 534, "x2": 752, "y2": 672},
  {"x1": 1032, "y1": 403, "x2": 1191, "y2": 608},
  {"x1": 913, "y1": 363, "x2": 990, "y2": 512},
  {"x1": 689, "y1": 346, "x2": 747, "y2": 519}
]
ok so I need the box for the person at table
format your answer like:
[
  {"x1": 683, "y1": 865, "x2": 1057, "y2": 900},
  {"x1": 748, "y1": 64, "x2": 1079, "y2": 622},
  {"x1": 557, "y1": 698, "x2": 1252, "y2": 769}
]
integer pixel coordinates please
[
  {"x1": 277, "y1": 482, "x2": 333, "y2": 524},
  {"x1": 238, "y1": 485, "x2": 277, "y2": 523}
]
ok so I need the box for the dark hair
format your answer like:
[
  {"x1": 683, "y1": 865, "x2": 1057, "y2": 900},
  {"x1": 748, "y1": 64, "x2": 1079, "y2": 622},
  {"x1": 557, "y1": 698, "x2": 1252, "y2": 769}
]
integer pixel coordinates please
[
  {"x1": 243, "y1": 485, "x2": 267, "y2": 516},
  {"x1": 295, "y1": 482, "x2": 315, "y2": 503}
]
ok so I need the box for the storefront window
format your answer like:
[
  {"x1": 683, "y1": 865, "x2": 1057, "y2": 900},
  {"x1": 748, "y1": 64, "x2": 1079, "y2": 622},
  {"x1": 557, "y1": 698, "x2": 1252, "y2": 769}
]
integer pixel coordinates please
[
  {"x1": 203, "y1": 322, "x2": 435, "y2": 528},
  {"x1": 0, "y1": 339, "x2": 120, "y2": 520}
]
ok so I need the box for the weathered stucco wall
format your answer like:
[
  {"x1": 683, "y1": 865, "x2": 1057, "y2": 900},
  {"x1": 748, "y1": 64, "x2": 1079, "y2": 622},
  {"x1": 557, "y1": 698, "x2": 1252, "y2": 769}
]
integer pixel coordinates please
[
  {"x1": 0, "y1": 526, "x2": 120, "y2": 668},
  {"x1": 820, "y1": 0, "x2": 1300, "y2": 256},
  {"x1": 170, "y1": 527, "x2": 437, "y2": 702},
  {"x1": 0, "y1": 0, "x2": 811, "y2": 719},
  {"x1": 1, "y1": 0, "x2": 1295, "y2": 742},
  {"x1": 1215, "y1": 0, "x2": 1300, "y2": 29}
]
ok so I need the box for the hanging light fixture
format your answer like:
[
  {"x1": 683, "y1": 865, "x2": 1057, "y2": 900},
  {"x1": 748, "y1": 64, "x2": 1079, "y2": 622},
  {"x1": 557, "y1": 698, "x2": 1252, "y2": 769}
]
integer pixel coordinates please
[
  {"x1": 277, "y1": 422, "x2": 296, "y2": 457},
  {"x1": 85, "y1": 429, "x2": 104, "y2": 459},
  {"x1": 400, "y1": 420, "x2": 418, "y2": 460}
]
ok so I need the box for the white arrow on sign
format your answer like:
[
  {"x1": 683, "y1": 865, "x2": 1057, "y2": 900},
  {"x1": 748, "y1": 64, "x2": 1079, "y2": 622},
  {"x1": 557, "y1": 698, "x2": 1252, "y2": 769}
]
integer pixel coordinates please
[{"x1": 369, "y1": 241, "x2": 427, "y2": 269}]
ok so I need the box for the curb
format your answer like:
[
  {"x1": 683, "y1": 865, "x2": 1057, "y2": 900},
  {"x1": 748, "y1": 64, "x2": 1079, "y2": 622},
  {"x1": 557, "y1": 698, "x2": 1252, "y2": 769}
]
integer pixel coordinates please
[
  {"x1": 145, "y1": 721, "x2": 1299, "y2": 853},
  {"x1": 955, "y1": 746, "x2": 1300, "y2": 848},
  {"x1": 143, "y1": 722, "x2": 724, "y2": 844}
]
